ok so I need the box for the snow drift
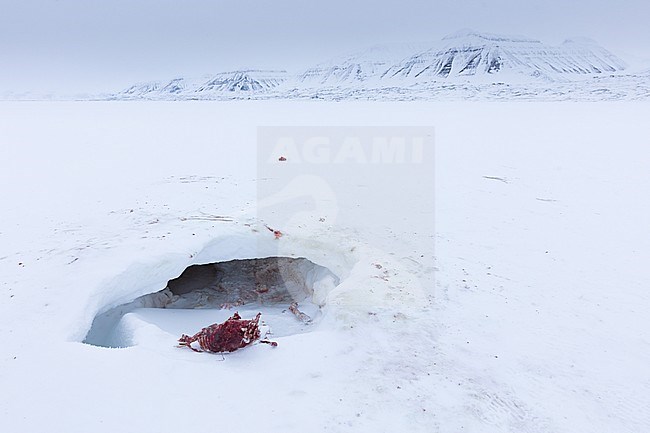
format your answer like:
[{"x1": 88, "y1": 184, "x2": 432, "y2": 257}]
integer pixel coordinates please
[{"x1": 84, "y1": 249, "x2": 340, "y2": 348}]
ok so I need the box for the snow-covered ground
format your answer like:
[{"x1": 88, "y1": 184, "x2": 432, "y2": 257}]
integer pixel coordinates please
[{"x1": 1, "y1": 101, "x2": 649, "y2": 432}]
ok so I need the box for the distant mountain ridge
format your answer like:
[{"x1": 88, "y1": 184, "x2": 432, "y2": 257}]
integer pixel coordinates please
[
  {"x1": 110, "y1": 30, "x2": 643, "y2": 101},
  {"x1": 363, "y1": 29, "x2": 625, "y2": 82},
  {"x1": 122, "y1": 70, "x2": 288, "y2": 99}
]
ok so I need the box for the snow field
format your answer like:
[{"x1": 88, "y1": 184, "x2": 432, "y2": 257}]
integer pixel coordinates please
[{"x1": 1, "y1": 101, "x2": 649, "y2": 432}]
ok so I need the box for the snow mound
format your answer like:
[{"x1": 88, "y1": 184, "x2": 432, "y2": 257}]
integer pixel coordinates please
[{"x1": 84, "y1": 256, "x2": 339, "y2": 348}]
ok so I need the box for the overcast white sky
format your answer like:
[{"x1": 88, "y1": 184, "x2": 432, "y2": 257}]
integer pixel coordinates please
[{"x1": 1, "y1": 0, "x2": 649, "y2": 94}]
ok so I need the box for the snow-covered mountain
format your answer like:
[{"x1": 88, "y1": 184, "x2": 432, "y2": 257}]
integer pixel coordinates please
[
  {"x1": 194, "y1": 70, "x2": 287, "y2": 92},
  {"x1": 370, "y1": 30, "x2": 625, "y2": 82},
  {"x1": 110, "y1": 30, "x2": 642, "y2": 101},
  {"x1": 121, "y1": 70, "x2": 288, "y2": 99},
  {"x1": 298, "y1": 43, "x2": 427, "y2": 86}
]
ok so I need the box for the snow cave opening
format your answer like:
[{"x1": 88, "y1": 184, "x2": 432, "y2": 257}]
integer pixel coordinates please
[{"x1": 83, "y1": 256, "x2": 340, "y2": 348}]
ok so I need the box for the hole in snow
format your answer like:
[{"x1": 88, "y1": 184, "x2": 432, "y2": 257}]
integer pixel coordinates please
[{"x1": 83, "y1": 257, "x2": 340, "y2": 348}]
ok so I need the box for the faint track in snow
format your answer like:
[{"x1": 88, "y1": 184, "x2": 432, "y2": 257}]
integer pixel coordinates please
[{"x1": 467, "y1": 388, "x2": 554, "y2": 433}]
